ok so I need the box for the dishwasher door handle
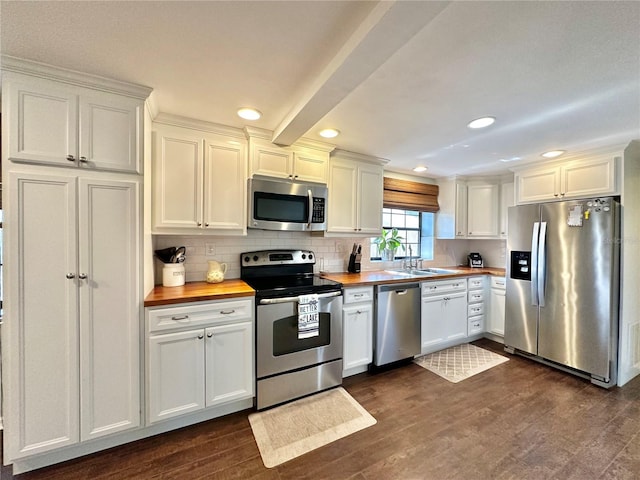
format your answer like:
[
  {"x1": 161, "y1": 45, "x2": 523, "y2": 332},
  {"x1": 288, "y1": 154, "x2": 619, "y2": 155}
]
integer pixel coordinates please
[{"x1": 395, "y1": 289, "x2": 408, "y2": 295}]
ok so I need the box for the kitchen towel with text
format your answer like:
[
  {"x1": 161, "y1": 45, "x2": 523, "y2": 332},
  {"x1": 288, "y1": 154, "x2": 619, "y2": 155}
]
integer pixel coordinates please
[{"x1": 298, "y1": 294, "x2": 319, "y2": 339}]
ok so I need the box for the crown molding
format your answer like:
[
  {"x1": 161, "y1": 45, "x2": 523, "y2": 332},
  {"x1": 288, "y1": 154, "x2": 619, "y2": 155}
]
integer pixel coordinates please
[
  {"x1": 154, "y1": 112, "x2": 246, "y2": 139},
  {"x1": 1, "y1": 55, "x2": 152, "y2": 99},
  {"x1": 509, "y1": 143, "x2": 626, "y2": 172},
  {"x1": 244, "y1": 126, "x2": 335, "y2": 153},
  {"x1": 331, "y1": 148, "x2": 389, "y2": 165}
]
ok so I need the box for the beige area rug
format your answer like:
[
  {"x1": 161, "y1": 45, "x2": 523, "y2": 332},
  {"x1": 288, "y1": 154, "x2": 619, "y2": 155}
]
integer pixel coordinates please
[
  {"x1": 414, "y1": 343, "x2": 509, "y2": 383},
  {"x1": 248, "y1": 387, "x2": 376, "y2": 468}
]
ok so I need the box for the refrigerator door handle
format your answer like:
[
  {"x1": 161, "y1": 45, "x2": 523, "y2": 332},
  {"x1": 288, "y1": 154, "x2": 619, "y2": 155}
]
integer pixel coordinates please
[
  {"x1": 531, "y1": 222, "x2": 540, "y2": 306},
  {"x1": 538, "y1": 221, "x2": 547, "y2": 307}
]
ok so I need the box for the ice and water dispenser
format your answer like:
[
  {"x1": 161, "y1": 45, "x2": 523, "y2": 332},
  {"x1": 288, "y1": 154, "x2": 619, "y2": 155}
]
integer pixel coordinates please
[{"x1": 510, "y1": 251, "x2": 532, "y2": 281}]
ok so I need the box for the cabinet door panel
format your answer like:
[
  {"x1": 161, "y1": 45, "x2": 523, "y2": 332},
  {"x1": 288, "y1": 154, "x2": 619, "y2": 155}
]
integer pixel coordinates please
[
  {"x1": 148, "y1": 331, "x2": 205, "y2": 423},
  {"x1": 250, "y1": 140, "x2": 292, "y2": 179},
  {"x1": 499, "y1": 182, "x2": 515, "y2": 238},
  {"x1": 516, "y1": 167, "x2": 560, "y2": 203},
  {"x1": 327, "y1": 160, "x2": 358, "y2": 232},
  {"x1": 7, "y1": 173, "x2": 79, "y2": 459},
  {"x1": 343, "y1": 304, "x2": 373, "y2": 370},
  {"x1": 561, "y1": 157, "x2": 617, "y2": 198},
  {"x1": 446, "y1": 295, "x2": 468, "y2": 341},
  {"x1": 467, "y1": 184, "x2": 499, "y2": 237},
  {"x1": 293, "y1": 150, "x2": 328, "y2": 183},
  {"x1": 455, "y1": 182, "x2": 467, "y2": 237},
  {"x1": 421, "y1": 296, "x2": 449, "y2": 351},
  {"x1": 205, "y1": 322, "x2": 254, "y2": 407},
  {"x1": 358, "y1": 164, "x2": 383, "y2": 234},
  {"x1": 80, "y1": 93, "x2": 141, "y2": 173},
  {"x1": 152, "y1": 127, "x2": 203, "y2": 228},
  {"x1": 78, "y1": 178, "x2": 140, "y2": 440},
  {"x1": 203, "y1": 136, "x2": 246, "y2": 231},
  {"x1": 489, "y1": 289, "x2": 506, "y2": 336},
  {"x1": 7, "y1": 78, "x2": 78, "y2": 165}
]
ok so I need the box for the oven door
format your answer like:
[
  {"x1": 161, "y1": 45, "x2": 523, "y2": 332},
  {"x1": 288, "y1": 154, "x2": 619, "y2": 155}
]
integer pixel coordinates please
[{"x1": 256, "y1": 292, "x2": 342, "y2": 378}]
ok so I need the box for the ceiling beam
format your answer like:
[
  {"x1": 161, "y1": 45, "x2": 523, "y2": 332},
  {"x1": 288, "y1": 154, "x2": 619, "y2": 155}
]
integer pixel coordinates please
[{"x1": 271, "y1": 0, "x2": 450, "y2": 146}]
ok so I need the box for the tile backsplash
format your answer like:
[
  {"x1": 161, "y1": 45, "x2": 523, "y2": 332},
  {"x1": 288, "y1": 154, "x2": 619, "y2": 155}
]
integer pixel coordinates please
[{"x1": 152, "y1": 230, "x2": 506, "y2": 284}]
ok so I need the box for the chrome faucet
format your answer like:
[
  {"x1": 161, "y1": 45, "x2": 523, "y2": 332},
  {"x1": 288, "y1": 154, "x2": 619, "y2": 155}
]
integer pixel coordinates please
[{"x1": 403, "y1": 245, "x2": 419, "y2": 270}]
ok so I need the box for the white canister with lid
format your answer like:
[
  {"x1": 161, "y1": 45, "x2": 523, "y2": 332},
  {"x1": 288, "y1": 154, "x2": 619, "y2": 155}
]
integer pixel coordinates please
[{"x1": 163, "y1": 263, "x2": 185, "y2": 287}]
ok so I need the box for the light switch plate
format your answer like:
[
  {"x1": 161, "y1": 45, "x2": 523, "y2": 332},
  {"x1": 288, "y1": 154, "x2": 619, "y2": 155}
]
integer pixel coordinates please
[{"x1": 205, "y1": 243, "x2": 216, "y2": 256}]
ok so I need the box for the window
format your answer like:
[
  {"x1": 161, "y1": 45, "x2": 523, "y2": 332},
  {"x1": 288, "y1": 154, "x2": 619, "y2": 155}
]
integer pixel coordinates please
[{"x1": 370, "y1": 208, "x2": 434, "y2": 260}]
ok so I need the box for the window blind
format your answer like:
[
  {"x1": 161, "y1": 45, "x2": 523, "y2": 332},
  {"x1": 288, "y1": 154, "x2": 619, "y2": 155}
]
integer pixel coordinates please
[{"x1": 383, "y1": 177, "x2": 439, "y2": 212}]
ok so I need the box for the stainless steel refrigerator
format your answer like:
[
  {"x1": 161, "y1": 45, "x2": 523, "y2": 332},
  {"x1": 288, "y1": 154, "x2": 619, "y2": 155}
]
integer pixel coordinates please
[{"x1": 504, "y1": 197, "x2": 620, "y2": 387}]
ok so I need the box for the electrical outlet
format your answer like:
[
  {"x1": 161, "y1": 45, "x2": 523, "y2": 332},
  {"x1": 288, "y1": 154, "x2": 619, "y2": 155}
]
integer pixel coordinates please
[{"x1": 205, "y1": 243, "x2": 216, "y2": 256}]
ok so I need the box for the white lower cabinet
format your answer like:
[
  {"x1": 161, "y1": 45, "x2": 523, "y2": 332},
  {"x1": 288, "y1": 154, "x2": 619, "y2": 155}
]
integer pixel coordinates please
[
  {"x1": 342, "y1": 287, "x2": 374, "y2": 376},
  {"x1": 488, "y1": 277, "x2": 506, "y2": 337},
  {"x1": 146, "y1": 298, "x2": 254, "y2": 424},
  {"x1": 467, "y1": 276, "x2": 485, "y2": 337},
  {"x1": 421, "y1": 280, "x2": 467, "y2": 354}
]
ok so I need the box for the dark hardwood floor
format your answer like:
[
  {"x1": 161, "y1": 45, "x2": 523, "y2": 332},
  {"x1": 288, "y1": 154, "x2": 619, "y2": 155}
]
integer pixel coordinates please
[{"x1": 4, "y1": 339, "x2": 640, "y2": 479}]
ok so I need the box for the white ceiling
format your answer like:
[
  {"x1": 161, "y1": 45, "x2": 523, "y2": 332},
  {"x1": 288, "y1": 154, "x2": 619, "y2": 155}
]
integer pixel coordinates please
[{"x1": 2, "y1": 1, "x2": 639, "y2": 178}]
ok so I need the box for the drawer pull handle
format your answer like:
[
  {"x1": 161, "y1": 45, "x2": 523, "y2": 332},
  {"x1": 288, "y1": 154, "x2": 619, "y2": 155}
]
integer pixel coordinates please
[
  {"x1": 220, "y1": 310, "x2": 235, "y2": 315},
  {"x1": 171, "y1": 315, "x2": 189, "y2": 321},
  {"x1": 354, "y1": 294, "x2": 364, "y2": 298}
]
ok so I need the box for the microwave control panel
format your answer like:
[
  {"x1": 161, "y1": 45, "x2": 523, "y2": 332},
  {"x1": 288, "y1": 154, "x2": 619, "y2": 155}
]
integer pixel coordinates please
[{"x1": 312, "y1": 198, "x2": 325, "y2": 223}]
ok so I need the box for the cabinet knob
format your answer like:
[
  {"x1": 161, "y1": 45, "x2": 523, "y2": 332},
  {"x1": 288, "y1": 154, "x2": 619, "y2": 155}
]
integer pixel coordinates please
[
  {"x1": 66, "y1": 155, "x2": 76, "y2": 162},
  {"x1": 501, "y1": 231, "x2": 505, "y2": 234},
  {"x1": 79, "y1": 156, "x2": 88, "y2": 163},
  {"x1": 205, "y1": 223, "x2": 209, "y2": 227},
  {"x1": 197, "y1": 334, "x2": 204, "y2": 339},
  {"x1": 207, "y1": 332, "x2": 213, "y2": 338},
  {"x1": 554, "y1": 193, "x2": 559, "y2": 197},
  {"x1": 468, "y1": 232, "x2": 473, "y2": 235},
  {"x1": 197, "y1": 222, "x2": 202, "y2": 227},
  {"x1": 78, "y1": 273, "x2": 87, "y2": 280},
  {"x1": 66, "y1": 273, "x2": 75, "y2": 279},
  {"x1": 356, "y1": 310, "x2": 362, "y2": 314},
  {"x1": 560, "y1": 193, "x2": 565, "y2": 197}
]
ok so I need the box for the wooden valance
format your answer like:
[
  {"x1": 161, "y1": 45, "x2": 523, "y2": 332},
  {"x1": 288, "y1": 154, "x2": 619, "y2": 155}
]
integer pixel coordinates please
[{"x1": 383, "y1": 177, "x2": 439, "y2": 212}]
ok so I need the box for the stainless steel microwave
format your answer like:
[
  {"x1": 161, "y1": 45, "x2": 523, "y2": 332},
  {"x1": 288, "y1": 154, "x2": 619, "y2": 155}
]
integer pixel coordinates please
[{"x1": 248, "y1": 176, "x2": 328, "y2": 231}]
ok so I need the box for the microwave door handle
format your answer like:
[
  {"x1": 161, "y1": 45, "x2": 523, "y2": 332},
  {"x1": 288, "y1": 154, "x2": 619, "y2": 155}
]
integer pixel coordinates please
[{"x1": 307, "y1": 190, "x2": 313, "y2": 229}]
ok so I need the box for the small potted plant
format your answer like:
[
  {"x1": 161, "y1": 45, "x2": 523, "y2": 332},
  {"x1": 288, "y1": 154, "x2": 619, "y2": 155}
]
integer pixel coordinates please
[{"x1": 374, "y1": 228, "x2": 405, "y2": 261}]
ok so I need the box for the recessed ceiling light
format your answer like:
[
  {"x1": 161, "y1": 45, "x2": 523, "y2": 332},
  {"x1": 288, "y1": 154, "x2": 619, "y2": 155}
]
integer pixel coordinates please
[
  {"x1": 319, "y1": 128, "x2": 340, "y2": 138},
  {"x1": 467, "y1": 116, "x2": 496, "y2": 129},
  {"x1": 237, "y1": 107, "x2": 262, "y2": 121},
  {"x1": 541, "y1": 150, "x2": 566, "y2": 158},
  {"x1": 413, "y1": 166, "x2": 428, "y2": 172}
]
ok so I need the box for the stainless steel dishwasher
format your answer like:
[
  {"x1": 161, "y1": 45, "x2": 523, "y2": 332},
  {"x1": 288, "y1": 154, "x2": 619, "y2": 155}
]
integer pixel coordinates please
[{"x1": 374, "y1": 283, "x2": 421, "y2": 366}]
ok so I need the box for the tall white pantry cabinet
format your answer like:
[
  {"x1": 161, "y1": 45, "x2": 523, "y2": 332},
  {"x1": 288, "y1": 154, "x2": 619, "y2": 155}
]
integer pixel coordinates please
[{"x1": 1, "y1": 57, "x2": 151, "y2": 465}]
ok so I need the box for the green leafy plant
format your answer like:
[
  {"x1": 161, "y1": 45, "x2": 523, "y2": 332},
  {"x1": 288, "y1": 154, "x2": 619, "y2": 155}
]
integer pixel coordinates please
[{"x1": 374, "y1": 228, "x2": 405, "y2": 254}]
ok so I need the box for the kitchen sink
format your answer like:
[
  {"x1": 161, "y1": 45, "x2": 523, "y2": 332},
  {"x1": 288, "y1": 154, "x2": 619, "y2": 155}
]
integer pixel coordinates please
[{"x1": 385, "y1": 267, "x2": 463, "y2": 277}]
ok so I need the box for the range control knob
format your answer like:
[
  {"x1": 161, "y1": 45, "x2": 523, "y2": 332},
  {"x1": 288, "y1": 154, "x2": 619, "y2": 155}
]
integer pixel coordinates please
[
  {"x1": 244, "y1": 256, "x2": 250, "y2": 263},
  {"x1": 308, "y1": 254, "x2": 313, "y2": 260},
  {"x1": 253, "y1": 255, "x2": 259, "y2": 262},
  {"x1": 301, "y1": 254, "x2": 306, "y2": 259}
]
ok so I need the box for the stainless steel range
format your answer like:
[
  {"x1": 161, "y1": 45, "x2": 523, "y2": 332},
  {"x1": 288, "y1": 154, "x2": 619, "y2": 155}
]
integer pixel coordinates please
[{"x1": 240, "y1": 249, "x2": 343, "y2": 410}]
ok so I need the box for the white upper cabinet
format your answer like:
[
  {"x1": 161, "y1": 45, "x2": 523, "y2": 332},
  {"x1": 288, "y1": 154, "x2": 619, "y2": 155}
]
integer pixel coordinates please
[
  {"x1": 515, "y1": 155, "x2": 619, "y2": 204},
  {"x1": 499, "y1": 181, "x2": 515, "y2": 238},
  {"x1": 435, "y1": 178, "x2": 467, "y2": 239},
  {"x1": 4, "y1": 72, "x2": 145, "y2": 174},
  {"x1": 326, "y1": 152, "x2": 384, "y2": 235},
  {"x1": 466, "y1": 183, "x2": 499, "y2": 238},
  {"x1": 245, "y1": 127, "x2": 333, "y2": 184},
  {"x1": 152, "y1": 120, "x2": 247, "y2": 234}
]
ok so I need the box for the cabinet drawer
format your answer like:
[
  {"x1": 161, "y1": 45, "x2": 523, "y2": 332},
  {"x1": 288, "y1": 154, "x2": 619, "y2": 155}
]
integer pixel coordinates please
[
  {"x1": 468, "y1": 276, "x2": 484, "y2": 290},
  {"x1": 147, "y1": 298, "x2": 253, "y2": 333},
  {"x1": 468, "y1": 315, "x2": 484, "y2": 335},
  {"x1": 422, "y1": 279, "x2": 467, "y2": 296},
  {"x1": 491, "y1": 276, "x2": 506, "y2": 290},
  {"x1": 343, "y1": 286, "x2": 373, "y2": 304},
  {"x1": 468, "y1": 303, "x2": 484, "y2": 317},
  {"x1": 468, "y1": 291, "x2": 484, "y2": 303}
]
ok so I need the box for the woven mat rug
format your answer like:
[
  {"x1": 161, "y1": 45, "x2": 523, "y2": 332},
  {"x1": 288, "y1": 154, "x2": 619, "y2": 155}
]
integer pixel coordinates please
[
  {"x1": 248, "y1": 387, "x2": 376, "y2": 468},
  {"x1": 414, "y1": 343, "x2": 509, "y2": 383}
]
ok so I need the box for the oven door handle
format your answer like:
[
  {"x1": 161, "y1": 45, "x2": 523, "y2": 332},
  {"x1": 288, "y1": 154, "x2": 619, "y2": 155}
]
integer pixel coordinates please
[{"x1": 259, "y1": 290, "x2": 342, "y2": 305}]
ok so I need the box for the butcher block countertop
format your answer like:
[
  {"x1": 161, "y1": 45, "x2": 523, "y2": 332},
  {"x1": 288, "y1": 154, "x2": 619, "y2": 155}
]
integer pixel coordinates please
[
  {"x1": 320, "y1": 266, "x2": 506, "y2": 287},
  {"x1": 144, "y1": 280, "x2": 255, "y2": 307}
]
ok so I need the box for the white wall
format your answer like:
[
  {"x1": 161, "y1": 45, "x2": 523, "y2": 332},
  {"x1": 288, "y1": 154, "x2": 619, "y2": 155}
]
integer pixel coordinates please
[{"x1": 152, "y1": 230, "x2": 506, "y2": 284}]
